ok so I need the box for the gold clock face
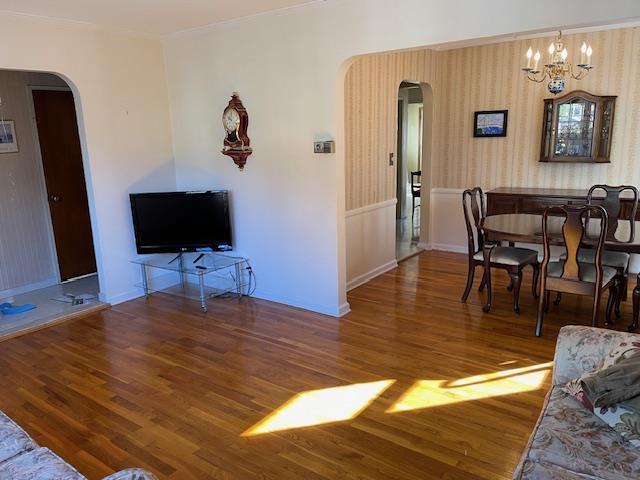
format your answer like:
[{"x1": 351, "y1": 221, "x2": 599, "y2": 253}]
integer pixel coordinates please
[{"x1": 223, "y1": 108, "x2": 240, "y2": 133}]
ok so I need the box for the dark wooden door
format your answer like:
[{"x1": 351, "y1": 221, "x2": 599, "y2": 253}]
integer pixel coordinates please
[{"x1": 33, "y1": 90, "x2": 96, "y2": 281}]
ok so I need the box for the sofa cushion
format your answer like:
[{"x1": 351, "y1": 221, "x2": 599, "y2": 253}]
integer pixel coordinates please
[
  {"x1": 525, "y1": 387, "x2": 640, "y2": 479},
  {"x1": 102, "y1": 469, "x2": 159, "y2": 480},
  {"x1": 518, "y1": 459, "x2": 607, "y2": 479},
  {"x1": 593, "y1": 405, "x2": 640, "y2": 448},
  {"x1": 0, "y1": 411, "x2": 37, "y2": 464},
  {"x1": 0, "y1": 447, "x2": 87, "y2": 480}
]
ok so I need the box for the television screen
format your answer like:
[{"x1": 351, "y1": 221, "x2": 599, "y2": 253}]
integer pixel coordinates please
[{"x1": 130, "y1": 191, "x2": 232, "y2": 254}]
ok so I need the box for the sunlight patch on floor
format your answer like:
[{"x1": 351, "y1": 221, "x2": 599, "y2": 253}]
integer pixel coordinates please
[
  {"x1": 242, "y1": 380, "x2": 395, "y2": 436},
  {"x1": 387, "y1": 362, "x2": 552, "y2": 413}
]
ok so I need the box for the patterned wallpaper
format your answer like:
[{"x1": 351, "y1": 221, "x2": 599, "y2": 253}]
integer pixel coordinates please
[
  {"x1": 0, "y1": 70, "x2": 58, "y2": 291},
  {"x1": 345, "y1": 27, "x2": 640, "y2": 211},
  {"x1": 345, "y1": 48, "x2": 437, "y2": 210}
]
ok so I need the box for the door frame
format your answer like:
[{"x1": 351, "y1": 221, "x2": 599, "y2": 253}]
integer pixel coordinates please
[
  {"x1": 396, "y1": 89, "x2": 409, "y2": 219},
  {"x1": 25, "y1": 84, "x2": 98, "y2": 285},
  {"x1": 418, "y1": 82, "x2": 434, "y2": 250}
]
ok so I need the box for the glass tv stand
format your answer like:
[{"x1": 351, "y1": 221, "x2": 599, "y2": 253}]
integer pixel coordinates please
[{"x1": 131, "y1": 252, "x2": 249, "y2": 312}]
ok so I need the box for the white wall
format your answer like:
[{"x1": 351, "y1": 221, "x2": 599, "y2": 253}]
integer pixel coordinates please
[
  {"x1": 164, "y1": 0, "x2": 640, "y2": 315},
  {"x1": 0, "y1": 70, "x2": 59, "y2": 296},
  {"x1": 0, "y1": 13, "x2": 176, "y2": 304}
]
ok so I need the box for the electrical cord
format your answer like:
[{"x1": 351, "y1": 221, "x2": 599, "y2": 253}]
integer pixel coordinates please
[
  {"x1": 245, "y1": 262, "x2": 256, "y2": 296},
  {"x1": 225, "y1": 259, "x2": 256, "y2": 297}
]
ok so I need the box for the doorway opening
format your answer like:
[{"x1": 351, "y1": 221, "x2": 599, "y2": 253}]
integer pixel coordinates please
[
  {"x1": 0, "y1": 70, "x2": 102, "y2": 341},
  {"x1": 396, "y1": 81, "x2": 424, "y2": 261}
]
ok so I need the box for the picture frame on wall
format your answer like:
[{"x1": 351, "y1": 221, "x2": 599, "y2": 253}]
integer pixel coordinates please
[
  {"x1": 473, "y1": 110, "x2": 508, "y2": 138},
  {"x1": 0, "y1": 120, "x2": 18, "y2": 153}
]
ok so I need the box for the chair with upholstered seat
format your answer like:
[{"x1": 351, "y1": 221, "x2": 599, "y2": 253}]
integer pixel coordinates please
[
  {"x1": 587, "y1": 185, "x2": 637, "y2": 316},
  {"x1": 461, "y1": 187, "x2": 539, "y2": 314},
  {"x1": 558, "y1": 185, "x2": 638, "y2": 315},
  {"x1": 536, "y1": 204, "x2": 620, "y2": 337}
]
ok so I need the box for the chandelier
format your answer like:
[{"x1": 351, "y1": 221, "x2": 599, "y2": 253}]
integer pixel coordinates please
[{"x1": 522, "y1": 31, "x2": 594, "y2": 95}]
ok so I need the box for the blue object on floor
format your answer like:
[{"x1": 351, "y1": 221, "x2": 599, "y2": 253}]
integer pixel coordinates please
[{"x1": 0, "y1": 303, "x2": 36, "y2": 315}]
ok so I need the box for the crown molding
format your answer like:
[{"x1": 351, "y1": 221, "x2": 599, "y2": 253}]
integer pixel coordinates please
[
  {"x1": 165, "y1": 0, "x2": 329, "y2": 39},
  {"x1": 0, "y1": 9, "x2": 161, "y2": 40},
  {"x1": 427, "y1": 18, "x2": 640, "y2": 52}
]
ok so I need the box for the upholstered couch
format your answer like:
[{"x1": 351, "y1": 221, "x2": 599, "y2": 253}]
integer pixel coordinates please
[
  {"x1": 0, "y1": 411, "x2": 157, "y2": 479},
  {"x1": 514, "y1": 325, "x2": 640, "y2": 479}
]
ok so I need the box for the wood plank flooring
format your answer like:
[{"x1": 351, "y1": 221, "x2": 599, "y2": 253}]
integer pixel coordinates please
[{"x1": 0, "y1": 251, "x2": 632, "y2": 479}]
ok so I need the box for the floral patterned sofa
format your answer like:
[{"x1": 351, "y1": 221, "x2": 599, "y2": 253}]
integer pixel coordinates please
[
  {"x1": 0, "y1": 411, "x2": 157, "y2": 479},
  {"x1": 514, "y1": 326, "x2": 640, "y2": 479}
]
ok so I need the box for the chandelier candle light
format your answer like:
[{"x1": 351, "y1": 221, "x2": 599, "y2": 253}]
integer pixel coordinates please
[{"x1": 522, "y1": 32, "x2": 593, "y2": 95}]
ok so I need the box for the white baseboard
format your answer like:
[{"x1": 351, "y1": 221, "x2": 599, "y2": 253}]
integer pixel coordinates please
[
  {"x1": 417, "y1": 242, "x2": 432, "y2": 250},
  {"x1": 107, "y1": 288, "x2": 145, "y2": 306},
  {"x1": 338, "y1": 302, "x2": 351, "y2": 316},
  {"x1": 347, "y1": 259, "x2": 398, "y2": 291},
  {"x1": 251, "y1": 289, "x2": 347, "y2": 317},
  {"x1": 431, "y1": 243, "x2": 467, "y2": 254},
  {"x1": 107, "y1": 270, "x2": 185, "y2": 306},
  {"x1": 0, "y1": 277, "x2": 59, "y2": 299}
]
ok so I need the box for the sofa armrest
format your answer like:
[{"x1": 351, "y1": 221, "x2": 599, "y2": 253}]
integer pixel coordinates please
[
  {"x1": 102, "y1": 468, "x2": 158, "y2": 480},
  {"x1": 552, "y1": 325, "x2": 640, "y2": 386}
]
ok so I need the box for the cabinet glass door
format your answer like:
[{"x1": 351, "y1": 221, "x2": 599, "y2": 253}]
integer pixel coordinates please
[{"x1": 554, "y1": 99, "x2": 596, "y2": 158}]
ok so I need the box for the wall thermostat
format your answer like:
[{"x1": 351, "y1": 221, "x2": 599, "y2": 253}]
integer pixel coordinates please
[{"x1": 313, "y1": 141, "x2": 335, "y2": 154}]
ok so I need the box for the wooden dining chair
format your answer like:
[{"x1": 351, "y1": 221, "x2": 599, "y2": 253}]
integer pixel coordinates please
[
  {"x1": 588, "y1": 185, "x2": 638, "y2": 315},
  {"x1": 556, "y1": 185, "x2": 638, "y2": 316},
  {"x1": 461, "y1": 187, "x2": 539, "y2": 314},
  {"x1": 536, "y1": 204, "x2": 619, "y2": 337},
  {"x1": 411, "y1": 170, "x2": 421, "y2": 219}
]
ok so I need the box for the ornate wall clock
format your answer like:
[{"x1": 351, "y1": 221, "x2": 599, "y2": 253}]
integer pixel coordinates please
[{"x1": 222, "y1": 93, "x2": 252, "y2": 170}]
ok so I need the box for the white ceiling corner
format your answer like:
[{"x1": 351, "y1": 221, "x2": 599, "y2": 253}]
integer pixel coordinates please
[{"x1": 0, "y1": 0, "x2": 318, "y2": 36}]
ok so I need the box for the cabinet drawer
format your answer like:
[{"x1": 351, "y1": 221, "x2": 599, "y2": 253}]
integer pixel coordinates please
[
  {"x1": 521, "y1": 197, "x2": 570, "y2": 214},
  {"x1": 487, "y1": 195, "x2": 520, "y2": 215}
]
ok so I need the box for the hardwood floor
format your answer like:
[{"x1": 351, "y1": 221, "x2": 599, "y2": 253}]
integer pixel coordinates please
[{"x1": 0, "y1": 251, "x2": 632, "y2": 479}]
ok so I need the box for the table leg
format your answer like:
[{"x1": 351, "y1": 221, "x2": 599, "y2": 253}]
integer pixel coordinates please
[
  {"x1": 235, "y1": 262, "x2": 244, "y2": 296},
  {"x1": 199, "y1": 275, "x2": 207, "y2": 313},
  {"x1": 482, "y1": 244, "x2": 495, "y2": 313},
  {"x1": 179, "y1": 254, "x2": 186, "y2": 287},
  {"x1": 140, "y1": 264, "x2": 149, "y2": 299}
]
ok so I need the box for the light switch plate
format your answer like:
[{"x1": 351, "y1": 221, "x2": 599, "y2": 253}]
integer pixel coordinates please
[{"x1": 314, "y1": 141, "x2": 335, "y2": 154}]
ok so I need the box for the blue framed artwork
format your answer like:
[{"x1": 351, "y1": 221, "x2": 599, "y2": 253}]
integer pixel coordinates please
[
  {"x1": 0, "y1": 120, "x2": 18, "y2": 153},
  {"x1": 474, "y1": 110, "x2": 508, "y2": 138}
]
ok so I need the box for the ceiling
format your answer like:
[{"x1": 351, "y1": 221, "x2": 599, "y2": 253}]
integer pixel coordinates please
[{"x1": 0, "y1": 0, "x2": 316, "y2": 35}]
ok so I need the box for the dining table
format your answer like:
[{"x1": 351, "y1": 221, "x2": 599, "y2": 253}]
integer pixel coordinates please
[{"x1": 480, "y1": 213, "x2": 640, "y2": 331}]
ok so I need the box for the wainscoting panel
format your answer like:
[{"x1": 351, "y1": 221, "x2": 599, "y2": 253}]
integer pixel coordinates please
[
  {"x1": 346, "y1": 192, "x2": 470, "y2": 289},
  {"x1": 346, "y1": 199, "x2": 398, "y2": 291},
  {"x1": 429, "y1": 188, "x2": 467, "y2": 253}
]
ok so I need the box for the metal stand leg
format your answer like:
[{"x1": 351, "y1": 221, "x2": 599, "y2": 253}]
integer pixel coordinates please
[
  {"x1": 199, "y1": 275, "x2": 207, "y2": 313},
  {"x1": 235, "y1": 262, "x2": 244, "y2": 296},
  {"x1": 179, "y1": 255, "x2": 186, "y2": 288},
  {"x1": 140, "y1": 264, "x2": 149, "y2": 299}
]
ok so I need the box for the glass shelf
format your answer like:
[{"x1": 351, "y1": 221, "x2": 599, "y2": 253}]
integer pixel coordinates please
[
  {"x1": 131, "y1": 252, "x2": 248, "y2": 312},
  {"x1": 131, "y1": 252, "x2": 246, "y2": 276},
  {"x1": 134, "y1": 274, "x2": 237, "y2": 301}
]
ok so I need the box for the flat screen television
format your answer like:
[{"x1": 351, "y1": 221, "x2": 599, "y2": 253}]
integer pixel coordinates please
[{"x1": 130, "y1": 191, "x2": 232, "y2": 254}]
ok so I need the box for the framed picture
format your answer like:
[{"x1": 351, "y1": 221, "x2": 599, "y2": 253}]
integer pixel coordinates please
[
  {"x1": 474, "y1": 110, "x2": 508, "y2": 138},
  {"x1": 0, "y1": 120, "x2": 18, "y2": 153}
]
